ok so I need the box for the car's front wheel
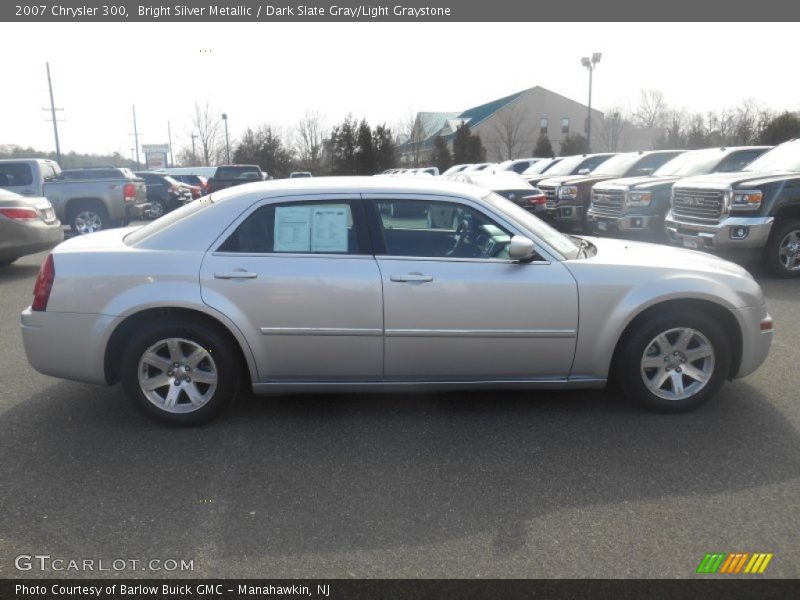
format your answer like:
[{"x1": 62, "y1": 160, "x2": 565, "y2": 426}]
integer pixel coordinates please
[
  {"x1": 120, "y1": 317, "x2": 242, "y2": 425},
  {"x1": 616, "y1": 308, "x2": 731, "y2": 412},
  {"x1": 764, "y1": 218, "x2": 800, "y2": 278}
]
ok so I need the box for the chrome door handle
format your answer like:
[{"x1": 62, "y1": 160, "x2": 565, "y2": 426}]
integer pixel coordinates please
[
  {"x1": 214, "y1": 271, "x2": 258, "y2": 280},
  {"x1": 390, "y1": 274, "x2": 433, "y2": 283}
]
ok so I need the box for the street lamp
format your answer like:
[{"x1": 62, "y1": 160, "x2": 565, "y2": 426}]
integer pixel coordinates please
[
  {"x1": 581, "y1": 52, "x2": 602, "y2": 152},
  {"x1": 221, "y1": 113, "x2": 230, "y2": 164}
]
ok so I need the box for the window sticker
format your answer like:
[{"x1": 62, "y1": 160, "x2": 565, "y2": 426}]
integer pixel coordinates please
[
  {"x1": 311, "y1": 205, "x2": 349, "y2": 252},
  {"x1": 274, "y1": 206, "x2": 312, "y2": 252},
  {"x1": 274, "y1": 204, "x2": 350, "y2": 253}
]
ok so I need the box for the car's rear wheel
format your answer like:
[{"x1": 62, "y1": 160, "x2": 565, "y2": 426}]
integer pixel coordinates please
[
  {"x1": 68, "y1": 202, "x2": 109, "y2": 234},
  {"x1": 120, "y1": 317, "x2": 242, "y2": 425},
  {"x1": 616, "y1": 308, "x2": 731, "y2": 413},
  {"x1": 764, "y1": 218, "x2": 800, "y2": 278}
]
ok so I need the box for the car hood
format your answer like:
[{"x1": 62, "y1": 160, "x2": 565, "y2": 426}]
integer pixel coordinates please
[
  {"x1": 675, "y1": 170, "x2": 797, "y2": 189},
  {"x1": 594, "y1": 175, "x2": 680, "y2": 191},
  {"x1": 541, "y1": 174, "x2": 616, "y2": 188}
]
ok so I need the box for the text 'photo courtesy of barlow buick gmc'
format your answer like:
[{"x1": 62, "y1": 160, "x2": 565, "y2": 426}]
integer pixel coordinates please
[
  {"x1": 666, "y1": 139, "x2": 800, "y2": 277},
  {"x1": 542, "y1": 150, "x2": 684, "y2": 233},
  {"x1": 587, "y1": 146, "x2": 770, "y2": 240},
  {"x1": 21, "y1": 177, "x2": 772, "y2": 426}
]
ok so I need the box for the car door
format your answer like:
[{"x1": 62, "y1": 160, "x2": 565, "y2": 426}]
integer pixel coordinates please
[
  {"x1": 366, "y1": 194, "x2": 579, "y2": 381},
  {"x1": 200, "y1": 195, "x2": 384, "y2": 382}
]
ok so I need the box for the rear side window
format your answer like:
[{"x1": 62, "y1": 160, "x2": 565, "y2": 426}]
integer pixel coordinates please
[
  {"x1": 0, "y1": 163, "x2": 33, "y2": 186},
  {"x1": 219, "y1": 201, "x2": 364, "y2": 255}
]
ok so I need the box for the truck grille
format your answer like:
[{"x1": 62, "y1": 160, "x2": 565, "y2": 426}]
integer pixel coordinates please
[
  {"x1": 538, "y1": 183, "x2": 557, "y2": 208},
  {"x1": 672, "y1": 189, "x2": 725, "y2": 222},
  {"x1": 591, "y1": 189, "x2": 625, "y2": 216}
]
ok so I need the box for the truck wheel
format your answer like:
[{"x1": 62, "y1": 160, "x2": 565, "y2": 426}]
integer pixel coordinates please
[
  {"x1": 119, "y1": 317, "x2": 242, "y2": 426},
  {"x1": 68, "y1": 202, "x2": 109, "y2": 235},
  {"x1": 615, "y1": 308, "x2": 730, "y2": 413},
  {"x1": 764, "y1": 218, "x2": 800, "y2": 278},
  {"x1": 147, "y1": 200, "x2": 166, "y2": 220}
]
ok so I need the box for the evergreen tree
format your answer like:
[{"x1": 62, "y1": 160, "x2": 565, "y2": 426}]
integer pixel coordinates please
[
  {"x1": 452, "y1": 123, "x2": 473, "y2": 164},
  {"x1": 759, "y1": 111, "x2": 800, "y2": 145},
  {"x1": 533, "y1": 134, "x2": 554, "y2": 158},
  {"x1": 355, "y1": 120, "x2": 376, "y2": 175},
  {"x1": 373, "y1": 124, "x2": 397, "y2": 172},
  {"x1": 430, "y1": 135, "x2": 452, "y2": 172},
  {"x1": 329, "y1": 115, "x2": 358, "y2": 175},
  {"x1": 560, "y1": 133, "x2": 588, "y2": 155}
]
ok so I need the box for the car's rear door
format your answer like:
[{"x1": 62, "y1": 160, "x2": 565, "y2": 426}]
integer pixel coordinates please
[
  {"x1": 200, "y1": 195, "x2": 384, "y2": 382},
  {"x1": 365, "y1": 193, "x2": 579, "y2": 381}
]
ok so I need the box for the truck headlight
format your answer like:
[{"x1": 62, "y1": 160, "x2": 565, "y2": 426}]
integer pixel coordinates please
[
  {"x1": 557, "y1": 185, "x2": 578, "y2": 200},
  {"x1": 732, "y1": 190, "x2": 762, "y2": 210},
  {"x1": 627, "y1": 191, "x2": 652, "y2": 206}
]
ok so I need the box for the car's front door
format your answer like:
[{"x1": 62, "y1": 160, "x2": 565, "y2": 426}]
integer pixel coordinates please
[
  {"x1": 200, "y1": 196, "x2": 383, "y2": 382},
  {"x1": 366, "y1": 194, "x2": 579, "y2": 381}
]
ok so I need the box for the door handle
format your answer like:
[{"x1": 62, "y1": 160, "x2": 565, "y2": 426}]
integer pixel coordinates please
[
  {"x1": 390, "y1": 273, "x2": 434, "y2": 283},
  {"x1": 214, "y1": 271, "x2": 258, "y2": 280}
]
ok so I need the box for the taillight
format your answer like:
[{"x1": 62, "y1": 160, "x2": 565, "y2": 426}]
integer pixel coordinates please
[
  {"x1": 32, "y1": 254, "x2": 55, "y2": 311},
  {"x1": 123, "y1": 183, "x2": 136, "y2": 202},
  {"x1": 523, "y1": 194, "x2": 547, "y2": 206},
  {"x1": 0, "y1": 207, "x2": 39, "y2": 220}
]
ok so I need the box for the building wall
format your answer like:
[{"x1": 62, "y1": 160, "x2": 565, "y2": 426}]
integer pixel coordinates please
[{"x1": 470, "y1": 87, "x2": 605, "y2": 161}]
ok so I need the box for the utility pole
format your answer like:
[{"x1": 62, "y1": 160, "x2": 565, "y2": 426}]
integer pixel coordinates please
[
  {"x1": 222, "y1": 113, "x2": 230, "y2": 164},
  {"x1": 191, "y1": 133, "x2": 198, "y2": 164},
  {"x1": 132, "y1": 105, "x2": 140, "y2": 169},
  {"x1": 43, "y1": 62, "x2": 63, "y2": 164},
  {"x1": 167, "y1": 121, "x2": 174, "y2": 167}
]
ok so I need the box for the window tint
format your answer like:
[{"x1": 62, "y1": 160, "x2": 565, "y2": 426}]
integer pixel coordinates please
[
  {"x1": 215, "y1": 166, "x2": 261, "y2": 180},
  {"x1": 219, "y1": 201, "x2": 361, "y2": 255},
  {"x1": 578, "y1": 154, "x2": 612, "y2": 172},
  {"x1": 374, "y1": 199, "x2": 513, "y2": 260},
  {"x1": 0, "y1": 163, "x2": 33, "y2": 186},
  {"x1": 511, "y1": 161, "x2": 530, "y2": 174},
  {"x1": 718, "y1": 150, "x2": 764, "y2": 173}
]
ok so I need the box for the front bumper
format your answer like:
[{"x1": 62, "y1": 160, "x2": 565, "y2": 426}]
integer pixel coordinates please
[
  {"x1": 0, "y1": 219, "x2": 64, "y2": 261},
  {"x1": 732, "y1": 304, "x2": 772, "y2": 379},
  {"x1": 586, "y1": 210, "x2": 660, "y2": 234},
  {"x1": 664, "y1": 212, "x2": 774, "y2": 257},
  {"x1": 21, "y1": 308, "x2": 122, "y2": 385},
  {"x1": 550, "y1": 202, "x2": 584, "y2": 225}
]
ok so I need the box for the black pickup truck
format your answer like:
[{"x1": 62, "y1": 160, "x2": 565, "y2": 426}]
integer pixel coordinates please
[
  {"x1": 587, "y1": 146, "x2": 770, "y2": 240},
  {"x1": 206, "y1": 165, "x2": 264, "y2": 193},
  {"x1": 665, "y1": 139, "x2": 800, "y2": 277}
]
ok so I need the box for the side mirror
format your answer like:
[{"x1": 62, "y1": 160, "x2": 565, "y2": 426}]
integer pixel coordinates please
[{"x1": 509, "y1": 235, "x2": 537, "y2": 262}]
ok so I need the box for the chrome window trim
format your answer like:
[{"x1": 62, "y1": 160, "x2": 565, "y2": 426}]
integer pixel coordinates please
[
  {"x1": 260, "y1": 327, "x2": 382, "y2": 336},
  {"x1": 375, "y1": 254, "x2": 551, "y2": 265},
  {"x1": 385, "y1": 328, "x2": 576, "y2": 338}
]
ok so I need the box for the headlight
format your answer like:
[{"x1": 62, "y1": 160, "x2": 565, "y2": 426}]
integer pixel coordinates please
[
  {"x1": 627, "y1": 191, "x2": 652, "y2": 206},
  {"x1": 732, "y1": 190, "x2": 762, "y2": 210},
  {"x1": 557, "y1": 185, "x2": 578, "y2": 200}
]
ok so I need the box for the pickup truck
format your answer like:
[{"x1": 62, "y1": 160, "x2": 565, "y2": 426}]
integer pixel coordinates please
[
  {"x1": 206, "y1": 165, "x2": 264, "y2": 193},
  {"x1": 541, "y1": 150, "x2": 683, "y2": 232},
  {"x1": 523, "y1": 153, "x2": 615, "y2": 188},
  {"x1": 587, "y1": 146, "x2": 770, "y2": 240},
  {"x1": 665, "y1": 139, "x2": 800, "y2": 277},
  {"x1": 0, "y1": 160, "x2": 148, "y2": 234}
]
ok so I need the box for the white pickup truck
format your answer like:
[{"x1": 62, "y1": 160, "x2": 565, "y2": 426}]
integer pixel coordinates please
[{"x1": 0, "y1": 159, "x2": 149, "y2": 234}]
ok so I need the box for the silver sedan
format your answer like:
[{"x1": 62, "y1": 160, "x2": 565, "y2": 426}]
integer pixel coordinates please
[
  {"x1": 21, "y1": 177, "x2": 773, "y2": 425},
  {"x1": 0, "y1": 188, "x2": 63, "y2": 266}
]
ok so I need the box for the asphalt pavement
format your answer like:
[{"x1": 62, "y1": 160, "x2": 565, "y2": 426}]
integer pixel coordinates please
[{"x1": 1, "y1": 245, "x2": 798, "y2": 579}]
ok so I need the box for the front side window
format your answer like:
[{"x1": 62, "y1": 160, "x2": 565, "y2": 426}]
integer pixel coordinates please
[
  {"x1": 219, "y1": 201, "x2": 362, "y2": 255},
  {"x1": 373, "y1": 199, "x2": 513, "y2": 260}
]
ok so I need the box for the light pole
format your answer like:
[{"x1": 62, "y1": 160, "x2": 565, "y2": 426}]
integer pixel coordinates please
[
  {"x1": 581, "y1": 52, "x2": 602, "y2": 152},
  {"x1": 221, "y1": 113, "x2": 230, "y2": 164}
]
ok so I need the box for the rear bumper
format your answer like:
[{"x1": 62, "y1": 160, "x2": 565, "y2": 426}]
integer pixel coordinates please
[
  {"x1": 21, "y1": 308, "x2": 121, "y2": 385},
  {"x1": 0, "y1": 220, "x2": 64, "y2": 261},
  {"x1": 664, "y1": 212, "x2": 774, "y2": 257},
  {"x1": 125, "y1": 201, "x2": 149, "y2": 220},
  {"x1": 732, "y1": 304, "x2": 772, "y2": 379}
]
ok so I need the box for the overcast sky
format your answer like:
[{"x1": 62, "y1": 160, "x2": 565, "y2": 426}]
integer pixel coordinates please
[{"x1": 1, "y1": 22, "x2": 798, "y2": 157}]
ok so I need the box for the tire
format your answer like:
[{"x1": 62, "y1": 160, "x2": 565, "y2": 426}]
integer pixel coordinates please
[
  {"x1": 119, "y1": 317, "x2": 242, "y2": 426},
  {"x1": 615, "y1": 308, "x2": 731, "y2": 413},
  {"x1": 68, "y1": 202, "x2": 109, "y2": 235},
  {"x1": 763, "y1": 218, "x2": 800, "y2": 278},
  {"x1": 146, "y1": 200, "x2": 167, "y2": 220}
]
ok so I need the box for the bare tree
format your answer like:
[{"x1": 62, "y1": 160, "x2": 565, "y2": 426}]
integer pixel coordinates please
[
  {"x1": 293, "y1": 110, "x2": 327, "y2": 172},
  {"x1": 191, "y1": 101, "x2": 223, "y2": 166},
  {"x1": 396, "y1": 110, "x2": 426, "y2": 167},
  {"x1": 489, "y1": 101, "x2": 531, "y2": 161},
  {"x1": 593, "y1": 105, "x2": 632, "y2": 152},
  {"x1": 634, "y1": 89, "x2": 669, "y2": 129}
]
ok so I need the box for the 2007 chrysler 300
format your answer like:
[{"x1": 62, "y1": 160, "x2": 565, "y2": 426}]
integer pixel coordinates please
[{"x1": 21, "y1": 177, "x2": 773, "y2": 425}]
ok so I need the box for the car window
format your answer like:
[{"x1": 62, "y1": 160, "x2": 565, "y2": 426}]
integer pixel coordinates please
[
  {"x1": 717, "y1": 150, "x2": 765, "y2": 173},
  {"x1": 0, "y1": 163, "x2": 33, "y2": 186},
  {"x1": 373, "y1": 199, "x2": 514, "y2": 260},
  {"x1": 219, "y1": 201, "x2": 362, "y2": 255}
]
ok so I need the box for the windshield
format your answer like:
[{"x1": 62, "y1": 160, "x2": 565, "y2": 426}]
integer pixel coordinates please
[
  {"x1": 592, "y1": 154, "x2": 641, "y2": 177},
  {"x1": 539, "y1": 155, "x2": 586, "y2": 176},
  {"x1": 483, "y1": 191, "x2": 579, "y2": 259},
  {"x1": 744, "y1": 143, "x2": 800, "y2": 172},
  {"x1": 215, "y1": 166, "x2": 261, "y2": 179},
  {"x1": 522, "y1": 158, "x2": 560, "y2": 175},
  {"x1": 125, "y1": 196, "x2": 213, "y2": 245},
  {"x1": 654, "y1": 149, "x2": 724, "y2": 177}
]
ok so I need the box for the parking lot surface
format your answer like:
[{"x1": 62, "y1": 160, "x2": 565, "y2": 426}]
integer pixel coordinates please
[{"x1": 1, "y1": 242, "x2": 799, "y2": 578}]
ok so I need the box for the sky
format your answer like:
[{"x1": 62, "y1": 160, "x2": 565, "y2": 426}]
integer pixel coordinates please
[{"x1": 1, "y1": 22, "x2": 798, "y2": 157}]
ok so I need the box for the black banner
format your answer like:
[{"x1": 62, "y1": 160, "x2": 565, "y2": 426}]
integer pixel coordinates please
[
  {"x1": 3, "y1": 579, "x2": 800, "y2": 600},
  {"x1": 2, "y1": 0, "x2": 800, "y2": 22}
]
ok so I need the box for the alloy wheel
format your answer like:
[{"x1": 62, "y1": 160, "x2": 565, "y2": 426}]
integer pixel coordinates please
[
  {"x1": 778, "y1": 229, "x2": 800, "y2": 271},
  {"x1": 640, "y1": 327, "x2": 715, "y2": 401},
  {"x1": 74, "y1": 211, "x2": 103, "y2": 234}
]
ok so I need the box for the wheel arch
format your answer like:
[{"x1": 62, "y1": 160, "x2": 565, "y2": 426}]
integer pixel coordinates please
[
  {"x1": 65, "y1": 197, "x2": 108, "y2": 216},
  {"x1": 104, "y1": 306, "x2": 258, "y2": 387}
]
